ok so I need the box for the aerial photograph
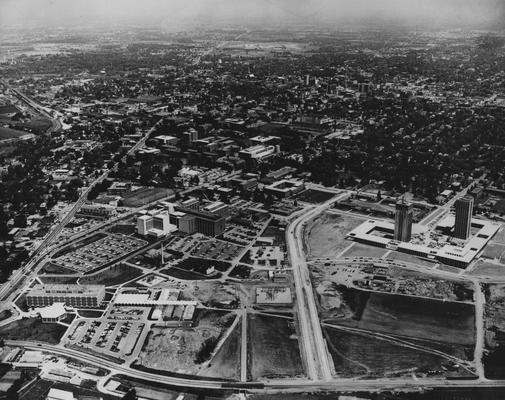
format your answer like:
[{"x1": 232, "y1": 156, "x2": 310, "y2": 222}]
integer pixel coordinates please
[{"x1": 1, "y1": 0, "x2": 505, "y2": 399}]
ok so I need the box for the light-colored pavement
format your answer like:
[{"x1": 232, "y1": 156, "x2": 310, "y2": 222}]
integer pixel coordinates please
[{"x1": 286, "y1": 192, "x2": 349, "y2": 381}]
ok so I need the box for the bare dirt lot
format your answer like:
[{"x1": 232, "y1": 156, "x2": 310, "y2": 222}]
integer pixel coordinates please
[
  {"x1": 340, "y1": 243, "x2": 388, "y2": 259},
  {"x1": 136, "y1": 310, "x2": 235, "y2": 374},
  {"x1": 323, "y1": 288, "x2": 475, "y2": 347},
  {"x1": 323, "y1": 326, "x2": 472, "y2": 378},
  {"x1": 304, "y1": 212, "x2": 363, "y2": 259},
  {"x1": 199, "y1": 317, "x2": 241, "y2": 380},
  {"x1": 248, "y1": 314, "x2": 304, "y2": 380},
  {"x1": 467, "y1": 261, "x2": 505, "y2": 277}
]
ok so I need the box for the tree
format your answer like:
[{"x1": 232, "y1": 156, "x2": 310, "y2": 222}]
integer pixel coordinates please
[
  {"x1": 14, "y1": 214, "x2": 27, "y2": 228},
  {"x1": 122, "y1": 388, "x2": 137, "y2": 400}
]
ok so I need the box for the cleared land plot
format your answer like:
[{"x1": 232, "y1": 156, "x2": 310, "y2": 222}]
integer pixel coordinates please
[
  {"x1": 340, "y1": 243, "x2": 388, "y2": 258},
  {"x1": 323, "y1": 327, "x2": 468, "y2": 378},
  {"x1": 79, "y1": 264, "x2": 143, "y2": 286},
  {"x1": 483, "y1": 283, "x2": 505, "y2": 378},
  {"x1": 180, "y1": 282, "x2": 240, "y2": 309},
  {"x1": 326, "y1": 289, "x2": 475, "y2": 346},
  {"x1": 491, "y1": 227, "x2": 505, "y2": 244},
  {"x1": 248, "y1": 314, "x2": 303, "y2": 380},
  {"x1": 200, "y1": 318, "x2": 241, "y2": 380},
  {"x1": 0, "y1": 318, "x2": 67, "y2": 344},
  {"x1": 482, "y1": 243, "x2": 505, "y2": 261},
  {"x1": 122, "y1": 187, "x2": 173, "y2": 207},
  {"x1": 468, "y1": 261, "x2": 505, "y2": 277},
  {"x1": 136, "y1": 310, "x2": 234, "y2": 374},
  {"x1": 386, "y1": 251, "x2": 438, "y2": 267},
  {"x1": 296, "y1": 189, "x2": 336, "y2": 204},
  {"x1": 305, "y1": 213, "x2": 363, "y2": 259}
]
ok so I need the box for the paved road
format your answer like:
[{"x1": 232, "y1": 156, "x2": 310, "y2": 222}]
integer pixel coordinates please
[
  {"x1": 286, "y1": 193, "x2": 349, "y2": 380},
  {"x1": 0, "y1": 119, "x2": 163, "y2": 304},
  {"x1": 8, "y1": 339, "x2": 505, "y2": 393}
]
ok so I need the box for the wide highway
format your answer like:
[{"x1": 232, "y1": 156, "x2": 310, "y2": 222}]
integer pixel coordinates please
[{"x1": 286, "y1": 192, "x2": 350, "y2": 380}]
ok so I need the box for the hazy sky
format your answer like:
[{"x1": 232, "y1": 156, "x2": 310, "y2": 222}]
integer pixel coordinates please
[{"x1": 0, "y1": 0, "x2": 504, "y2": 30}]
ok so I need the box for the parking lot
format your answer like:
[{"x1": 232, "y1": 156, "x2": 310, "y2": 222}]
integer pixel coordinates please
[
  {"x1": 50, "y1": 233, "x2": 147, "y2": 273},
  {"x1": 189, "y1": 238, "x2": 244, "y2": 261},
  {"x1": 65, "y1": 318, "x2": 146, "y2": 359}
]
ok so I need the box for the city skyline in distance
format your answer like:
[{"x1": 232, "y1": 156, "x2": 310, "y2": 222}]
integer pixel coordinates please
[{"x1": 1, "y1": 0, "x2": 505, "y2": 30}]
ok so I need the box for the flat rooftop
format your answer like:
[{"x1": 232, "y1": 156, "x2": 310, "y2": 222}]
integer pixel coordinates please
[
  {"x1": 347, "y1": 216, "x2": 500, "y2": 266},
  {"x1": 28, "y1": 284, "x2": 105, "y2": 296}
]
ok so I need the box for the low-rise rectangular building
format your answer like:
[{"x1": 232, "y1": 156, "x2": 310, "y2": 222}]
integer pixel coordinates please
[{"x1": 26, "y1": 284, "x2": 105, "y2": 309}]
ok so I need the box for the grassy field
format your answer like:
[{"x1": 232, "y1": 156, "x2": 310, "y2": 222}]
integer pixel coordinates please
[
  {"x1": 40, "y1": 262, "x2": 77, "y2": 275},
  {"x1": 304, "y1": 212, "x2": 363, "y2": 259},
  {"x1": 340, "y1": 243, "x2": 388, "y2": 258},
  {"x1": 137, "y1": 310, "x2": 234, "y2": 374},
  {"x1": 491, "y1": 227, "x2": 505, "y2": 244},
  {"x1": 468, "y1": 261, "x2": 505, "y2": 277},
  {"x1": 248, "y1": 314, "x2": 304, "y2": 380},
  {"x1": 0, "y1": 126, "x2": 29, "y2": 139},
  {"x1": 325, "y1": 288, "x2": 475, "y2": 346},
  {"x1": 77, "y1": 310, "x2": 104, "y2": 318},
  {"x1": 482, "y1": 243, "x2": 505, "y2": 261},
  {"x1": 200, "y1": 317, "x2": 241, "y2": 380},
  {"x1": 79, "y1": 264, "x2": 143, "y2": 286},
  {"x1": 0, "y1": 318, "x2": 67, "y2": 344},
  {"x1": 296, "y1": 189, "x2": 336, "y2": 204},
  {"x1": 0, "y1": 309, "x2": 12, "y2": 321},
  {"x1": 38, "y1": 275, "x2": 79, "y2": 284},
  {"x1": 323, "y1": 327, "x2": 470, "y2": 378}
]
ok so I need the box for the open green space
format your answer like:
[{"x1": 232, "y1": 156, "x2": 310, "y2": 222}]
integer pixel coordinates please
[
  {"x1": 468, "y1": 261, "x2": 505, "y2": 277},
  {"x1": 323, "y1": 326, "x2": 473, "y2": 378},
  {"x1": 248, "y1": 314, "x2": 303, "y2": 380},
  {"x1": 296, "y1": 189, "x2": 336, "y2": 204},
  {"x1": 40, "y1": 262, "x2": 77, "y2": 275},
  {"x1": 340, "y1": 243, "x2": 388, "y2": 258},
  {"x1": 77, "y1": 309, "x2": 104, "y2": 318},
  {"x1": 304, "y1": 212, "x2": 363, "y2": 259},
  {"x1": 482, "y1": 243, "x2": 505, "y2": 261},
  {"x1": 491, "y1": 227, "x2": 505, "y2": 244},
  {"x1": 324, "y1": 288, "x2": 475, "y2": 346},
  {"x1": 38, "y1": 275, "x2": 79, "y2": 284},
  {"x1": 0, "y1": 309, "x2": 12, "y2": 321},
  {"x1": 79, "y1": 263, "x2": 143, "y2": 286},
  {"x1": 0, "y1": 318, "x2": 67, "y2": 344},
  {"x1": 0, "y1": 126, "x2": 29, "y2": 139}
]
